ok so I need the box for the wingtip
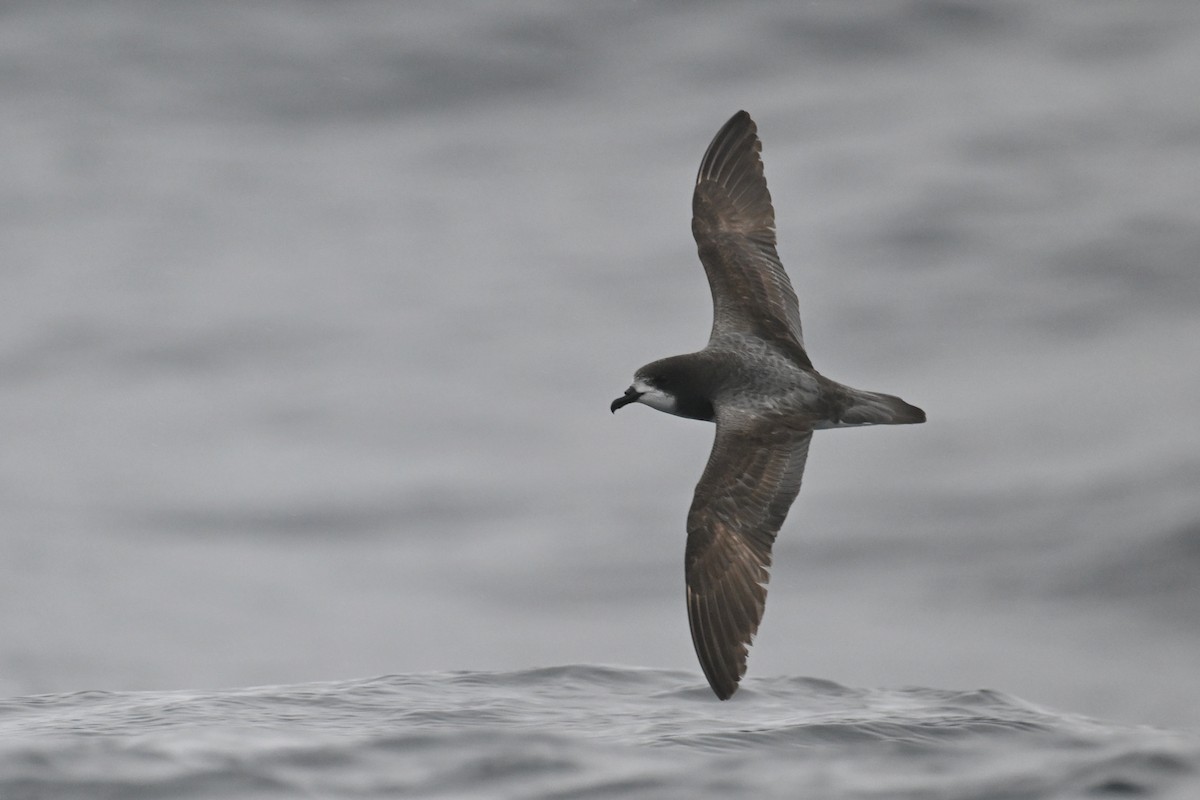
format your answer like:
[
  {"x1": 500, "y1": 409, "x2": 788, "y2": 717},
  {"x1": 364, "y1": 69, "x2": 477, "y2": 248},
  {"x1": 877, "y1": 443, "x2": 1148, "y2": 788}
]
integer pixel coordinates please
[
  {"x1": 898, "y1": 400, "x2": 926, "y2": 424},
  {"x1": 697, "y1": 112, "x2": 759, "y2": 176},
  {"x1": 700, "y1": 670, "x2": 738, "y2": 700},
  {"x1": 726, "y1": 109, "x2": 753, "y2": 126},
  {"x1": 693, "y1": 110, "x2": 774, "y2": 240}
]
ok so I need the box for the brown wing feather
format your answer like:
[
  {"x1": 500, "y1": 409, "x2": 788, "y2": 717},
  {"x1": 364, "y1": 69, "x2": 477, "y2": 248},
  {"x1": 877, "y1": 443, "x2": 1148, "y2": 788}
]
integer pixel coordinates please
[
  {"x1": 692, "y1": 111, "x2": 810, "y2": 367},
  {"x1": 685, "y1": 414, "x2": 812, "y2": 699}
]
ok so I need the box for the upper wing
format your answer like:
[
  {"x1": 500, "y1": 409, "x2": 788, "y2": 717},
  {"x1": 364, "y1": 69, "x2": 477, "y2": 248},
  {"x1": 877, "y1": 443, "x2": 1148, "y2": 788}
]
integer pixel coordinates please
[
  {"x1": 684, "y1": 411, "x2": 813, "y2": 699},
  {"x1": 692, "y1": 111, "x2": 810, "y2": 366}
]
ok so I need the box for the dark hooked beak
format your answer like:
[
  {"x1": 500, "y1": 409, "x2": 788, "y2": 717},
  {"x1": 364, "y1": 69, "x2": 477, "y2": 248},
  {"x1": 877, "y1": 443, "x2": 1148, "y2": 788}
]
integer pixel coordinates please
[{"x1": 610, "y1": 387, "x2": 641, "y2": 413}]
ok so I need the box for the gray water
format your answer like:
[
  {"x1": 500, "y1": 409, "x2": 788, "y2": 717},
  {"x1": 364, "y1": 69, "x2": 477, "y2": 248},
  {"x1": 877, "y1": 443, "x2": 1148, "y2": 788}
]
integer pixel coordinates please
[
  {"x1": 3, "y1": 1, "x2": 1200, "y2": 796},
  {"x1": 3, "y1": 668, "x2": 1199, "y2": 799}
]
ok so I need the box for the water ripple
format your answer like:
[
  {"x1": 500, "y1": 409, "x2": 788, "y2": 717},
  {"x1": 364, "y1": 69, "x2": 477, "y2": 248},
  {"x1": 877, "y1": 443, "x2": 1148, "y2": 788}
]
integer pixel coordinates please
[{"x1": 0, "y1": 668, "x2": 1196, "y2": 799}]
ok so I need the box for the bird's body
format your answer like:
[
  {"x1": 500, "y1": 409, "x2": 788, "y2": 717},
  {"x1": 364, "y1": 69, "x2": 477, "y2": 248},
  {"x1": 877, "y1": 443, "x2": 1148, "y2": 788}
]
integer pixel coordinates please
[{"x1": 611, "y1": 111, "x2": 925, "y2": 700}]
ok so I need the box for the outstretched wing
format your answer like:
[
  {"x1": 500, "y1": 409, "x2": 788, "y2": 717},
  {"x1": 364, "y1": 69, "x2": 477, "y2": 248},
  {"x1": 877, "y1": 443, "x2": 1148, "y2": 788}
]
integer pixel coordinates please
[
  {"x1": 684, "y1": 412, "x2": 812, "y2": 699},
  {"x1": 692, "y1": 111, "x2": 810, "y2": 366}
]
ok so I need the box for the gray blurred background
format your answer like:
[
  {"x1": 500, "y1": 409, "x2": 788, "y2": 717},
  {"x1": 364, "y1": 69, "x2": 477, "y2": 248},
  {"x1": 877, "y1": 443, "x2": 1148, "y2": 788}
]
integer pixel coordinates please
[{"x1": 2, "y1": 1, "x2": 1199, "y2": 729}]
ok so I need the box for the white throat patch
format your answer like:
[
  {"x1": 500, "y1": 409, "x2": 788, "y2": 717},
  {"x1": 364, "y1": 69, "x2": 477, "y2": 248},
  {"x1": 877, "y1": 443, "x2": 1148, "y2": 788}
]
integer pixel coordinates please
[{"x1": 633, "y1": 379, "x2": 678, "y2": 414}]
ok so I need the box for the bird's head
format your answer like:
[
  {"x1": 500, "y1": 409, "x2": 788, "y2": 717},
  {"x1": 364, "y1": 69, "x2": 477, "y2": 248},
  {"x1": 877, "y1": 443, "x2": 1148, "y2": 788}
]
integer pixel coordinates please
[
  {"x1": 610, "y1": 358, "x2": 715, "y2": 421},
  {"x1": 610, "y1": 370, "x2": 676, "y2": 415}
]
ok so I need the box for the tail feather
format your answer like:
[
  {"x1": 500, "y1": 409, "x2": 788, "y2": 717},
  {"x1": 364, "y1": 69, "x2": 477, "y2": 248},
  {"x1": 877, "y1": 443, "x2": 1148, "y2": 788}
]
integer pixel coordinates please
[{"x1": 836, "y1": 389, "x2": 926, "y2": 427}]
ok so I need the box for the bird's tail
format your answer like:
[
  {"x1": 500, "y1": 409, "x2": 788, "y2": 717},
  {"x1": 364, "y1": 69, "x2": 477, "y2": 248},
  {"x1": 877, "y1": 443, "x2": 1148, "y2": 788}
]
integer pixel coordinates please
[{"x1": 832, "y1": 388, "x2": 926, "y2": 427}]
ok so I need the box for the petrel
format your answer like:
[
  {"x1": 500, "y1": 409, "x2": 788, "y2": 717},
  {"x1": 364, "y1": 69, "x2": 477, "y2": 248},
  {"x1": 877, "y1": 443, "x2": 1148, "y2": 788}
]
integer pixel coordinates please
[{"x1": 611, "y1": 111, "x2": 925, "y2": 700}]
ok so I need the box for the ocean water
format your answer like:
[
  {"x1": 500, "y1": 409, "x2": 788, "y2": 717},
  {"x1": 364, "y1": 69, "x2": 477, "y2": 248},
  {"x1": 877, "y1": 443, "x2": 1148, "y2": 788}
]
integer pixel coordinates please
[
  {"x1": 3, "y1": 667, "x2": 1198, "y2": 799},
  {"x1": 3, "y1": 0, "x2": 1200, "y2": 796}
]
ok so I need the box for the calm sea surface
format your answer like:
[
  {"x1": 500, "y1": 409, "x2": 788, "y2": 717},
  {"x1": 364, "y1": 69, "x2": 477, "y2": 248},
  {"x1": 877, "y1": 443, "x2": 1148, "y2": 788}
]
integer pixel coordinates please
[{"x1": 2, "y1": 1, "x2": 1200, "y2": 796}]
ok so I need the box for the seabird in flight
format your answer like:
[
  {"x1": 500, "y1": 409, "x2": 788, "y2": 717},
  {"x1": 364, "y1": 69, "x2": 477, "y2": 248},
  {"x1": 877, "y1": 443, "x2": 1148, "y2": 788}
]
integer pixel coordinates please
[{"x1": 611, "y1": 111, "x2": 926, "y2": 700}]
